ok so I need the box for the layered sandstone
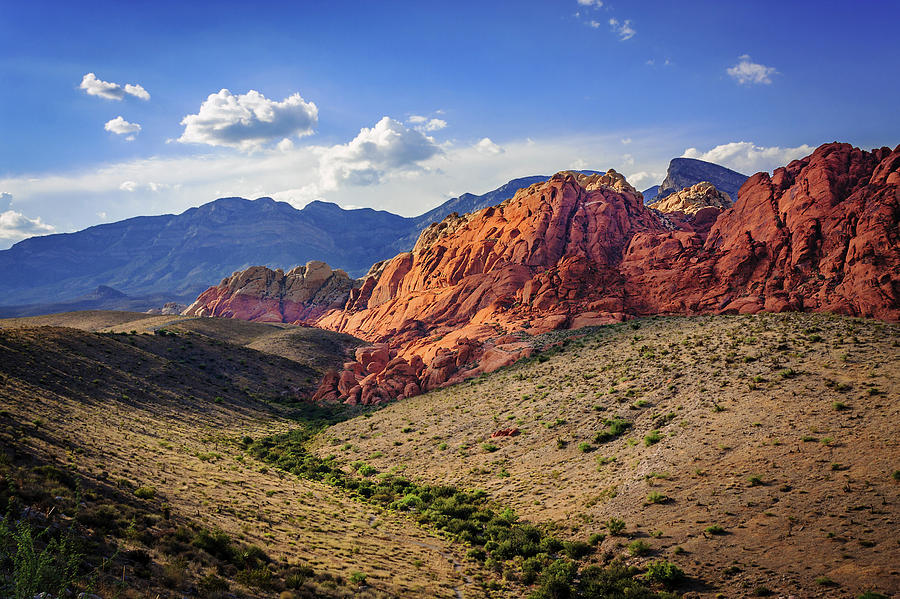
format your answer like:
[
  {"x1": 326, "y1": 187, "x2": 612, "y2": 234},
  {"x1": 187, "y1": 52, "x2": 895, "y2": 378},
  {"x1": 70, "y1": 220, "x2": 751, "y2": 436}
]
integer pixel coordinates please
[
  {"x1": 187, "y1": 143, "x2": 900, "y2": 404},
  {"x1": 183, "y1": 261, "x2": 354, "y2": 323},
  {"x1": 649, "y1": 181, "x2": 732, "y2": 215}
]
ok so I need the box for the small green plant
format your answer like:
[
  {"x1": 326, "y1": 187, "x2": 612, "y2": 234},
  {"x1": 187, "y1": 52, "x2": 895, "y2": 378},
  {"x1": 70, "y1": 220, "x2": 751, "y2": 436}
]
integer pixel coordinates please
[
  {"x1": 577, "y1": 442, "x2": 593, "y2": 453},
  {"x1": 705, "y1": 524, "x2": 726, "y2": 535},
  {"x1": 588, "y1": 532, "x2": 605, "y2": 546},
  {"x1": 833, "y1": 401, "x2": 849, "y2": 411},
  {"x1": 815, "y1": 576, "x2": 837, "y2": 587},
  {"x1": 644, "y1": 430, "x2": 662, "y2": 446},
  {"x1": 627, "y1": 539, "x2": 651, "y2": 556},
  {"x1": 605, "y1": 517, "x2": 626, "y2": 535},
  {"x1": 646, "y1": 491, "x2": 667, "y2": 504},
  {"x1": 133, "y1": 486, "x2": 156, "y2": 499},
  {"x1": 644, "y1": 560, "x2": 685, "y2": 587},
  {"x1": 482, "y1": 443, "x2": 499, "y2": 453},
  {"x1": 349, "y1": 571, "x2": 367, "y2": 585},
  {"x1": 747, "y1": 475, "x2": 763, "y2": 487}
]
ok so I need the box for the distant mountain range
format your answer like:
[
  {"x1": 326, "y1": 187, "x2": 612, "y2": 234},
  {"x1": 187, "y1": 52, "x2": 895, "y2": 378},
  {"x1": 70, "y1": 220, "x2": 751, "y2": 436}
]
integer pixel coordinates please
[{"x1": 0, "y1": 159, "x2": 736, "y2": 314}]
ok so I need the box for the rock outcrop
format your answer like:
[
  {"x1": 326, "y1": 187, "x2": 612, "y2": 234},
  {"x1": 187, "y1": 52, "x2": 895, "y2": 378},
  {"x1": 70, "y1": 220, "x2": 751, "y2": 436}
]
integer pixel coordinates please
[
  {"x1": 188, "y1": 143, "x2": 900, "y2": 405},
  {"x1": 649, "y1": 181, "x2": 733, "y2": 215},
  {"x1": 183, "y1": 261, "x2": 354, "y2": 323}
]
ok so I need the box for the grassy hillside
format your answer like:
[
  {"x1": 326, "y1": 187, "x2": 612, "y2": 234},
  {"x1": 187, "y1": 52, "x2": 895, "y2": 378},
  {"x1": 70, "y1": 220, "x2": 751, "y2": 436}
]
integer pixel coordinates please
[
  {"x1": 0, "y1": 321, "x2": 480, "y2": 598},
  {"x1": 310, "y1": 313, "x2": 900, "y2": 598}
]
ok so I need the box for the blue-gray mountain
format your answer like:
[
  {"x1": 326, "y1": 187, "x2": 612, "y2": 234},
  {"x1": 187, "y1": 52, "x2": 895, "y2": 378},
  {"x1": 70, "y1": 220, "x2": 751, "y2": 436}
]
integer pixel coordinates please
[
  {"x1": 0, "y1": 160, "x2": 737, "y2": 314},
  {"x1": 0, "y1": 176, "x2": 588, "y2": 311},
  {"x1": 642, "y1": 158, "x2": 748, "y2": 204}
]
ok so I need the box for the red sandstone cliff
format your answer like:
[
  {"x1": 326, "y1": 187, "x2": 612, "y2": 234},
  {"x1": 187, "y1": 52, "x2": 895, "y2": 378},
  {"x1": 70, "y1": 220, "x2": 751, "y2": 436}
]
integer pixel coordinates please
[{"x1": 185, "y1": 143, "x2": 900, "y2": 404}]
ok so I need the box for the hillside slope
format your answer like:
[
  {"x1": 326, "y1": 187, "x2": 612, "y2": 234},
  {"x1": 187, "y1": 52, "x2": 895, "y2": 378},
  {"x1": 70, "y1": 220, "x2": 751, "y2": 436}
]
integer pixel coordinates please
[
  {"x1": 310, "y1": 312, "x2": 900, "y2": 598},
  {"x1": 0, "y1": 322, "x2": 484, "y2": 597}
]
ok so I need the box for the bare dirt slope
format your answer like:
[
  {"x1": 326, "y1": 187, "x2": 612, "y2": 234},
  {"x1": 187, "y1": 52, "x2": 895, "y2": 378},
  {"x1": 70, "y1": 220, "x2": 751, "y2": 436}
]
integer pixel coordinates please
[
  {"x1": 311, "y1": 313, "x2": 900, "y2": 598},
  {"x1": 0, "y1": 311, "x2": 365, "y2": 377},
  {"x1": 0, "y1": 325, "x2": 482, "y2": 598}
]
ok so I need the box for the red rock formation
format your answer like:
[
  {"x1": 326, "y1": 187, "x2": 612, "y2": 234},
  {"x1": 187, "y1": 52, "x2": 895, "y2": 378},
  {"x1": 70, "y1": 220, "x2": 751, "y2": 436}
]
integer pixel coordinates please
[
  {"x1": 183, "y1": 261, "x2": 354, "y2": 323},
  {"x1": 190, "y1": 144, "x2": 900, "y2": 404}
]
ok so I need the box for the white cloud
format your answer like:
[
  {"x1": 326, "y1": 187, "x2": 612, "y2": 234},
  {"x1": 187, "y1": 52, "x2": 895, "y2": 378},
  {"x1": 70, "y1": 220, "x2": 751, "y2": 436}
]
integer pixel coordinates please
[
  {"x1": 608, "y1": 18, "x2": 636, "y2": 40},
  {"x1": 682, "y1": 141, "x2": 815, "y2": 174},
  {"x1": 577, "y1": 0, "x2": 603, "y2": 5},
  {"x1": 622, "y1": 153, "x2": 635, "y2": 167},
  {"x1": 588, "y1": 20, "x2": 601, "y2": 28},
  {"x1": 124, "y1": 83, "x2": 150, "y2": 100},
  {"x1": 0, "y1": 193, "x2": 55, "y2": 242},
  {"x1": 625, "y1": 170, "x2": 665, "y2": 190},
  {"x1": 727, "y1": 55, "x2": 777, "y2": 85},
  {"x1": 474, "y1": 137, "x2": 504, "y2": 155},
  {"x1": 319, "y1": 116, "x2": 442, "y2": 188},
  {"x1": 277, "y1": 138, "x2": 295, "y2": 152},
  {"x1": 0, "y1": 127, "x2": 689, "y2": 249},
  {"x1": 80, "y1": 73, "x2": 150, "y2": 101},
  {"x1": 621, "y1": 137, "x2": 632, "y2": 145},
  {"x1": 104, "y1": 116, "x2": 141, "y2": 138},
  {"x1": 177, "y1": 89, "x2": 318, "y2": 151},
  {"x1": 407, "y1": 115, "x2": 448, "y2": 132}
]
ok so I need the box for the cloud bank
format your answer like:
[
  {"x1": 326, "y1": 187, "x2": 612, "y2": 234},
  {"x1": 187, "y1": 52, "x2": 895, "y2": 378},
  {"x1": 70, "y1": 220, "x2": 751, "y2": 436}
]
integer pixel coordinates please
[
  {"x1": 0, "y1": 193, "x2": 55, "y2": 242},
  {"x1": 177, "y1": 89, "x2": 318, "y2": 151},
  {"x1": 683, "y1": 141, "x2": 815, "y2": 174}
]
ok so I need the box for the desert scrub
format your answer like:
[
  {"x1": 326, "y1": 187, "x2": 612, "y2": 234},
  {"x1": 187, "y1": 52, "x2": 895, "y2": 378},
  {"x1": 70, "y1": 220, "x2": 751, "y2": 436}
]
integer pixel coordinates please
[
  {"x1": 593, "y1": 418, "x2": 632, "y2": 444},
  {"x1": 133, "y1": 486, "x2": 156, "y2": 499}
]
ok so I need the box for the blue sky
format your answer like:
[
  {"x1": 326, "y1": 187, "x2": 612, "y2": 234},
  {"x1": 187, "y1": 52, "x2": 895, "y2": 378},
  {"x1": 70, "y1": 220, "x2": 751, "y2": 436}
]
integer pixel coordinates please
[{"x1": 1, "y1": 0, "x2": 898, "y2": 247}]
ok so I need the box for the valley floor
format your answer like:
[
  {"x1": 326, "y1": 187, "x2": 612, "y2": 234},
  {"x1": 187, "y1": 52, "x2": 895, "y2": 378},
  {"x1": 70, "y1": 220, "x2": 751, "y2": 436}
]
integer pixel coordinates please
[{"x1": 0, "y1": 311, "x2": 897, "y2": 598}]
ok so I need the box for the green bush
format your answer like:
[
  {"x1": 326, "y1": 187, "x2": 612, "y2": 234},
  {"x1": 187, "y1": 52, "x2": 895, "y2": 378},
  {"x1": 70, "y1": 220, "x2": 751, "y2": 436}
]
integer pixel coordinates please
[
  {"x1": 644, "y1": 560, "x2": 685, "y2": 587},
  {"x1": 0, "y1": 518, "x2": 83, "y2": 599},
  {"x1": 133, "y1": 486, "x2": 156, "y2": 499},
  {"x1": 606, "y1": 518, "x2": 626, "y2": 535}
]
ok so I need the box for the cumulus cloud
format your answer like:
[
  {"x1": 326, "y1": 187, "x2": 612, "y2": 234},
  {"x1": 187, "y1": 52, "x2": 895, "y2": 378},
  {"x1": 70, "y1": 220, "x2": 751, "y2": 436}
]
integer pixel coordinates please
[
  {"x1": 577, "y1": 0, "x2": 603, "y2": 6},
  {"x1": 177, "y1": 89, "x2": 318, "y2": 151},
  {"x1": 625, "y1": 171, "x2": 665, "y2": 190},
  {"x1": 682, "y1": 141, "x2": 815, "y2": 174},
  {"x1": 0, "y1": 193, "x2": 55, "y2": 242},
  {"x1": 474, "y1": 137, "x2": 504, "y2": 155},
  {"x1": 104, "y1": 116, "x2": 141, "y2": 140},
  {"x1": 608, "y1": 18, "x2": 636, "y2": 40},
  {"x1": 319, "y1": 117, "x2": 442, "y2": 188},
  {"x1": 727, "y1": 55, "x2": 777, "y2": 85},
  {"x1": 407, "y1": 115, "x2": 448, "y2": 132},
  {"x1": 80, "y1": 73, "x2": 150, "y2": 101}
]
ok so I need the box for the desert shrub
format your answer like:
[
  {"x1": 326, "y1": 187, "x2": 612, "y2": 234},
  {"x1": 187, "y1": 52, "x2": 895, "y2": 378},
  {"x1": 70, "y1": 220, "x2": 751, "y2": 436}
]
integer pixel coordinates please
[
  {"x1": 133, "y1": 486, "x2": 156, "y2": 499},
  {"x1": 593, "y1": 419, "x2": 632, "y2": 444},
  {"x1": 628, "y1": 539, "x2": 651, "y2": 556},
  {"x1": 644, "y1": 560, "x2": 684, "y2": 587},
  {"x1": 605, "y1": 518, "x2": 626, "y2": 535},
  {"x1": 0, "y1": 518, "x2": 83, "y2": 599}
]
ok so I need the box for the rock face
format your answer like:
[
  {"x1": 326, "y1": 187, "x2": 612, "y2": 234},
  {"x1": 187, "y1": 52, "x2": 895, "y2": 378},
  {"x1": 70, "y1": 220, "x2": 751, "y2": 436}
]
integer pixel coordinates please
[
  {"x1": 647, "y1": 157, "x2": 748, "y2": 204},
  {"x1": 183, "y1": 261, "x2": 354, "y2": 323},
  {"x1": 189, "y1": 143, "x2": 900, "y2": 405},
  {"x1": 649, "y1": 181, "x2": 733, "y2": 214}
]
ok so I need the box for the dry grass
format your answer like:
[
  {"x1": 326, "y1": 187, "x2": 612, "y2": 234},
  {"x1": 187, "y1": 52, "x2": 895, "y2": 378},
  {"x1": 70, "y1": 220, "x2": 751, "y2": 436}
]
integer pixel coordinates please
[
  {"x1": 0, "y1": 321, "x2": 481, "y2": 598},
  {"x1": 311, "y1": 313, "x2": 900, "y2": 598}
]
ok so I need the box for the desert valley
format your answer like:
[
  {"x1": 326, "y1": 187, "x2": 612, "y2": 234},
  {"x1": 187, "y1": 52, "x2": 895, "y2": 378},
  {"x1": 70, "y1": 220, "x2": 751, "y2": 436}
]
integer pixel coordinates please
[{"x1": 1, "y1": 2, "x2": 898, "y2": 598}]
